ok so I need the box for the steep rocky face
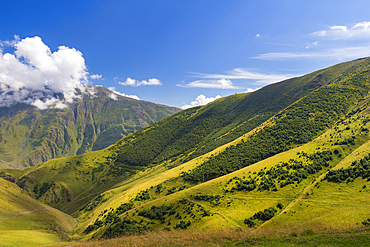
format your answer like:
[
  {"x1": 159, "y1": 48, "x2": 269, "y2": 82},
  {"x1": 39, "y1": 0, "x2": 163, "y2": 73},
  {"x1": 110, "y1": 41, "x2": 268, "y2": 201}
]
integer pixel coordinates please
[{"x1": 0, "y1": 86, "x2": 180, "y2": 168}]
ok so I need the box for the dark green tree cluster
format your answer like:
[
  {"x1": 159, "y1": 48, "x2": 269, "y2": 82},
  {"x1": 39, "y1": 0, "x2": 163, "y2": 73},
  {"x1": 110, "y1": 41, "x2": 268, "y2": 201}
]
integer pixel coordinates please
[
  {"x1": 362, "y1": 219, "x2": 370, "y2": 226},
  {"x1": 134, "y1": 189, "x2": 150, "y2": 201},
  {"x1": 252, "y1": 207, "x2": 277, "y2": 221},
  {"x1": 193, "y1": 194, "x2": 222, "y2": 205},
  {"x1": 155, "y1": 183, "x2": 165, "y2": 194},
  {"x1": 166, "y1": 186, "x2": 177, "y2": 195},
  {"x1": 80, "y1": 195, "x2": 108, "y2": 211},
  {"x1": 103, "y1": 218, "x2": 149, "y2": 238},
  {"x1": 116, "y1": 202, "x2": 134, "y2": 215},
  {"x1": 138, "y1": 205, "x2": 176, "y2": 222},
  {"x1": 244, "y1": 206, "x2": 278, "y2": 227},
  {"x1": 325, "y1": 153, "x2": 370, "y2": 183},
  {"x1": 226, "y1": 151, "x2": 333, "y2": 192},
  {"x1": 174, "y1": 220, "x2": 191, "y2": 229},
  {"x1": 105, "y1": 211, "x2": 121, "y2": 224},
  {"x1": 193, "y1": 194, "x2": 222, "y2": 202},
  {"x1": 84, "y1": 201, "x2": 134, "y2": 234},
  {"x1": 84, "y1": 219, "x2": 103, "y2": 233},
  {"x1": 182, "y1": 86, "x2": 359, "y2": 183},
  {"x1": 334, "y1": 136, "x2": 356, "y2": 146},
  {"x1": 33, "y1": 182, "x2": 55, "y2": 199}
]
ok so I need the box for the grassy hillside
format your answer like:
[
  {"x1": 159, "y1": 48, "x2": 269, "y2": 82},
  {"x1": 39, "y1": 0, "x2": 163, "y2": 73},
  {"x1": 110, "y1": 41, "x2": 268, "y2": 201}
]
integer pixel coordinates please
[
  {"x1": 109, "y1": 58, "x2": 362, "y2": 170},
  {"x1": 73, "y1": 85, "x2": 370, "y2": 241},
  {"x1": 48, "y1": 230, "x2": 370, "y2": 247},
  {"x1": 66, "y1": 57, "x2": 370, "y2": 240},
  {"x1": 0, "y1": 86, "x2": 180, "y2": 168},
  {"x1": 2, "y1": 57, "x2": 370, "y2": 246},
  {"x1": 0, "y1": 177, "x2": 76, "y2": 247}
]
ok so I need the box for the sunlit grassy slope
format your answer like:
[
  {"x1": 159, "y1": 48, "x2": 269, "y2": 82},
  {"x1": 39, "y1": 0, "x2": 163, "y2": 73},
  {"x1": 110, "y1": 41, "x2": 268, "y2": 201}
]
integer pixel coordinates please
[
  {"x1": 0, "y1": 177, "x2": 77, "y2": 247},
  {"x1": 77, "y1": 102, "x2": 370, "y2": 239},
  {"x1": 68, "y1": 57, "x2": 370, "y2": 240},
  {"x1": 2, "y1": 57, "x2": 370, "y2": 246}
]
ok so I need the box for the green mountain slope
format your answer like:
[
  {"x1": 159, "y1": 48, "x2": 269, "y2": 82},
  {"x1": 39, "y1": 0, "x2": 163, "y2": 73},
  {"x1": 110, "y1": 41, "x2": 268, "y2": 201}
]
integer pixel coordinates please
[
  {"x1": 77, "y1": 80, "x2": 370, "y2": 239},
  {"x1": 69, "y1": 57, "x2": 370, "y2": 239},
  {"x1": 0, "y1": 86, "x2": 180, "y2": 168},
  {"x1": 0, "y1": 177, "x2": 77, "y2": 246},
  {"x1": 2, "y1": 57, "x2": 370, "y2": 244}
]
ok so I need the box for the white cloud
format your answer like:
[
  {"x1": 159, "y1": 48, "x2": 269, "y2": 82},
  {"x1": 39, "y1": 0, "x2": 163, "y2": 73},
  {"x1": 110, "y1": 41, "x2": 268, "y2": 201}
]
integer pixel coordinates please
[
  {"x1": 306, "y1": 41, "x2": 318, "y2": 49},
  {"x1": 256, "y1": 34, "x2": 260, "y2": 38},
  {"x1": 182, "y1": 94, "x2": 222, "y2": 109},
  {"x1": 119, "y1": 77, "x2": 162, "y2": 86},
  {"x1": 189, "y1": 68, "x2": 298, "y2": 85},
  {"x1": 254, "y1": 21, "x2": 370, "y2": 62},
  {"x1": 245, "y1": 87, "x2": 260, "y2": 93},
  {"x1": 178, "y1": 78, "x2": 238, "y2": 89},
  {"x1": 0, "y1": 36, "x2": 92, "y2": 109},
  {"x1": 32, "y1": 98, "x2": 68, "y2": 110},
  {"x1": 90, "y1": 74, "x2": 102, "y2": 79},
  {"x1": 107, "y1": 87, "x2": 140, "y2": 100},
  {"x1": 252, "y1": 44, "x2": 370, "y2": 61},
  {"x1": 311, "y1": 21, "x2": 370, "y2": 40}
]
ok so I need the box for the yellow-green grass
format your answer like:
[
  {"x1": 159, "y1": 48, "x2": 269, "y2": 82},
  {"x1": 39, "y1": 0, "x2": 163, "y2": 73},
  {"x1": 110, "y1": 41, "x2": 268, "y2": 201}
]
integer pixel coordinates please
[
  {"x1": 0, "y1": 230, "x2": 61, "y2": 247},
  {"x1": 262, "y1": 140, "x2": 370, "y2": 232},
  {"x1": 3, "y1": 147, "x2": 120, "y2": 213},
  {"x1": 47, "y1": 229, "x2": 370, "y2": 247},
  {"x1": 73, "y1": 120, "x2": 264, "y2": 236},
  {"x1": 0, "y1": 161, "x2": 11, "y2": 169},
  {"x1": 0, "y1": 178, "x2": 77, "y2": 246},
  {"x1": 78, "y1": 104, "x2": 370, "y2": 238}
]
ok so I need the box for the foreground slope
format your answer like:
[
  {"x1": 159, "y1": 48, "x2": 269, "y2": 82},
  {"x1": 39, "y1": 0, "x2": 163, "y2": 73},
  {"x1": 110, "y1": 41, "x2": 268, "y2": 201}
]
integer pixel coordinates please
[
  {"x1": 0, "y1": 86, "x2": 180, "y2": 168},
  {"x1": 0, "y1": 177, "x2": 76, "y2": 246}
]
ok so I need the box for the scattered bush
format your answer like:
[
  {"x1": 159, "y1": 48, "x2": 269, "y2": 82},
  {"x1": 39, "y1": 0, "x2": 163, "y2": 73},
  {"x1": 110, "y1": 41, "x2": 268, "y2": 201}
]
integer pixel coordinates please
[
  {"x1": 244, "y1": 218, "x2": 256, "y2": 228},
  {"x1": 325, "y1": 153, "x2": 370, "y2": 183},
  {"x1": 174, "y1": 220, "x2": 191, "y2": 230}
]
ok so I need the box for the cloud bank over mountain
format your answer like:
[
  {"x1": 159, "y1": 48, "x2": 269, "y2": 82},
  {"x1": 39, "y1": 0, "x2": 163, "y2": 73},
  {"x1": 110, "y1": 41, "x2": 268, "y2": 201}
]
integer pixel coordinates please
[
  {"x1": 0, "y1": 36, "x2": 90, "y2": 109},
  {"x1": 182, "y1": 94, "x2": 221, "y2": 109}
]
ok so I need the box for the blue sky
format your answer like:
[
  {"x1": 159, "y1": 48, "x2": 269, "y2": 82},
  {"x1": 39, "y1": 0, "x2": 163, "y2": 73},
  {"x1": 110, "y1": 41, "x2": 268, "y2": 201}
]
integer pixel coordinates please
[{"x1": 1, "y1": 1, "x2": 370, "y2": 109}]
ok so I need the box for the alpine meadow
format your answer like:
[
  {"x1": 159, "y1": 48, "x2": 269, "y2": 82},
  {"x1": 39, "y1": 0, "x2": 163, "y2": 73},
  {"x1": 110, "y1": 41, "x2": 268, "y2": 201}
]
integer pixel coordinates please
[{"x1": 2, "y1": 57, "x2": 370, "y2": 246}]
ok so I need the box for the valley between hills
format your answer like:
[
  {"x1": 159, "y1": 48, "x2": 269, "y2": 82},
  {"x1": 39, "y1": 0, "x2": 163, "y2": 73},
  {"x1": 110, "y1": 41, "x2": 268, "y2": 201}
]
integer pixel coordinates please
[{"x1": 1, "y1": 57, "x2": 370, "y2": 246}]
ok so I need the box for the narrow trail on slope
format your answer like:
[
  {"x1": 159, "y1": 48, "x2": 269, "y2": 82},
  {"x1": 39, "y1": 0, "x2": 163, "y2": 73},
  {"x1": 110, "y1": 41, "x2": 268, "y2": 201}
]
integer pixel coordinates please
[{"x1": 258, "y1": 140, "x2": 370, "y2": 230}]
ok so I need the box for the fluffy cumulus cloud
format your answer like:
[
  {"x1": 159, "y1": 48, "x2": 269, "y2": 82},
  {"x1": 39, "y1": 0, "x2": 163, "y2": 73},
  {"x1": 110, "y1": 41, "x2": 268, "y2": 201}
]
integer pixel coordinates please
[
  {"x1": 119, "y1": 77, "x2": 162, "y2": 87},
  {"x1": 181, "y1": 94, "x2": 222, "y2": 109},
  {"x1": 0, "y1": 36, "x2": 92, "y2": 109},
  {"x1": 90, "y1": 74, "x2": 102, "y2": 79},
  {"x1": 107, "y1": 87, "x2": 140, "y2": 101}
]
